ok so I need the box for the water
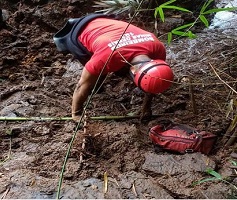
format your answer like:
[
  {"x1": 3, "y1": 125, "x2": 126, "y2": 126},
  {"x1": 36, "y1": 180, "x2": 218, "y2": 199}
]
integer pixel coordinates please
[{"x1": 209, "y1": 0, "x2": 237, "y2": 30}]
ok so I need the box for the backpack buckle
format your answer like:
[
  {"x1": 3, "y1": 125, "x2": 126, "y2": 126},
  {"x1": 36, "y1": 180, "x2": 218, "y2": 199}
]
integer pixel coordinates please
[{"x1": 185, "y1": 149, "x2": 194, "y2": 153}]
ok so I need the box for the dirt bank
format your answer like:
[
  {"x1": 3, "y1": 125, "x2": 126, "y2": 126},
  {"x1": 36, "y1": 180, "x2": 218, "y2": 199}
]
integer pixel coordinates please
[{"x1": 1, "y1": 0, "x2": 237, "y2": 199}]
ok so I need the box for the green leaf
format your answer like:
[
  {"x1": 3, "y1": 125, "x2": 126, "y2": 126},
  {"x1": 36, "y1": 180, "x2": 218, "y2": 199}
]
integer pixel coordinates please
[
  {"x1": 126, "y1": 112, "x2": 137, "y2": 116},
  {"x1": 154, "y1": 7, "x2": 159, "y2": 18},
  {"x1": 194, "y1": 177, "x2": 219, "y2": 185},
  {"x1": 206, "y1": 169, "x2": 222, "y2": 179},
  {"x1": 172, "y1": 30, "x2": 189, "y2": 37},
  {"x1": 160, "y1": 0, "x2": 177, "y2": 7},
  {"x1": 228, "y1": 115, "x2": 237, "y2": 132},
  {"x1": 6, "y1": 129, "x2": 13, "y2": 135},
  {"x1": 201, "y1": 0, "x2": 214, "y2": 13},
  {"x1": 170, "y1": 29, "x2": 196, "y2": 39},
  {"x1": 172, "y1": 22, "x2": 194, "y2": 31},
  {"x1": 158, "y1": 7, "x2": 165, "y2": 22},
  {"x1": 193, "y1": 168, "x2": 223, "y2": 187},
  {"x1": 231, "y1": 160, "x2": 237, "y2": 166},
  {"x1": 103, "y1": 0, "x2": 118, "y2": 6},
  {"x1": 187, "y1": 31, "x2": 196, "y2": 39},
  {"x1": 163, "y1": 5, "x2": 191, "y2": 13},
  {"x1": 203, "y1": 7, "x2": 237, "y2": 14},
  {"x1": 167, "y1": 32, "x2": 172, "y2": 44},
  {"x1": 199, "y1": 14, "x2": 209, "y2": 27}
]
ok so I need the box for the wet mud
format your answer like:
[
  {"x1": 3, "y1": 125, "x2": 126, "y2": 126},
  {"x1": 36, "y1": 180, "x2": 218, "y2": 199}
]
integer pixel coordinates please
[{"x1": 1, "y1": 0, "x2": 237, "y2": 199}]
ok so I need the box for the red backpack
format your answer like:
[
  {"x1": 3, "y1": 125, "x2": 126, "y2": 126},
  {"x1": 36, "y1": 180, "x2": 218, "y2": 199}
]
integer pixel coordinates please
[{"x1": 149, "y1": 123, "x2": 217, "y2": 155}]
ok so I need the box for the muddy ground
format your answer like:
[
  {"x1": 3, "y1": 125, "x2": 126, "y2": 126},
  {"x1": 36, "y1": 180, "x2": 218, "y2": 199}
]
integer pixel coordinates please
[{"x1": 1, "y1": 0, "x2": 237, "y2": 199}]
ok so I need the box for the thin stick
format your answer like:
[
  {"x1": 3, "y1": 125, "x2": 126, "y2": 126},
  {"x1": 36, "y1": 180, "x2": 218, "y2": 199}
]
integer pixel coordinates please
[
  {"x1": 209, "y1": 63, "x2": 237, "y2": 146},
  {"x1": 209, "y1": 63, "x2": 237, "y2": 95},
  {"x1": 1, "y1": 187, "x2": 10, "y2": 199},
  {"x1": 104, "y1": 171, "x2": 108, "y2": 194},
  {"x1": 79, "y1": 114, "x2": 87, "y2": 169},
  {"x1": 132, "y1": 181, "x2": 138, "y2": 197},
  {"x1": 56, "y1": 110, "x2": 85, "y2": 200},
  {"x1": 56, "y1": 1, "x2": 146, "y2": 197},
  {"x1": 225, "y1": 129, "x2": 237, "y2": 147}
]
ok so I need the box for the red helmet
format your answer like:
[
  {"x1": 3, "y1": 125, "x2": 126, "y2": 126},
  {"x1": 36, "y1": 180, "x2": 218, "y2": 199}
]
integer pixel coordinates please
[{"x1": 133, "y1": 60, "x2": 174, "y2": 94}]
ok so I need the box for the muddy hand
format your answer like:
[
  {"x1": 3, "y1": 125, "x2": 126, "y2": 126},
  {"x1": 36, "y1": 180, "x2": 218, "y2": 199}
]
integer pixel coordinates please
[
  {"x1": 72, "y1": 113, "x2": 82, "y2": 123},
  {"x1": 140, "y1": 93, "x2": 153, "y2": 121},
  {"x1": 140, "y1": 106, "x2": 152, "y2": 121}
]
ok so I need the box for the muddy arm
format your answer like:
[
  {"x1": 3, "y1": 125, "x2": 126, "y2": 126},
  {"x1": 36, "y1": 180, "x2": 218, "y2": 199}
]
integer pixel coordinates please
[
  {"x1": 140, "y1": 93, "x2": 154, "y2": 120},
  {"x1": 72, "y1": 68, "x2": 98, "y2": 119}
]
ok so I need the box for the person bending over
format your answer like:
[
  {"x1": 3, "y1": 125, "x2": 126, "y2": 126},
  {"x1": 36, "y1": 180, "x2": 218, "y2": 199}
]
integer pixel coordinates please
[{"x1": 53, "y1": 13, "x2": 174, "y2": 121}]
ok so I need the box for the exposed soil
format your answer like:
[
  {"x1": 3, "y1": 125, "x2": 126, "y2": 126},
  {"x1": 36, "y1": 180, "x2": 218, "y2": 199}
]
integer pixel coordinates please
[{"x1": 1, "y1": 0, "x2": 237, "y2": 199}]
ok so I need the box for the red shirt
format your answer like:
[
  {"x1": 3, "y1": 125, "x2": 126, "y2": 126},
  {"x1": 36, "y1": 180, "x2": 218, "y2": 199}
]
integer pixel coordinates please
[{"x1": 78, "y1": 18, "x2": 166, "y2": 75}]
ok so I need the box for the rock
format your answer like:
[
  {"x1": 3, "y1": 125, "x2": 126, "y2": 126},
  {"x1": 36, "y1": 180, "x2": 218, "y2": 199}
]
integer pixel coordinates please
[
  {"x1": 0, "y1": 104, "x2": 21, "y2": 117},
  {"x1": 62, "y1": 171, "x2": 173, "y2": 199},
  {"x1": 0, "y1": 9, "x2": 9, "y2": 29},
  {"x1": 231, "y1": 152, "x2": 237, "y2": 159},
  {"x1": 141, "y1": 152, "x2": 221, "y2": 198},
  {"x1": 0, "y1": 9, "x2": 4, "y2": 29},
  {"x1": 192, "y1": 182, "x2": 230, "y2": 199},
  {"x1": 62, "y1": 59, "x2": 82, "y2": 78},
  {"x1": 1, "y1": 9, "x2": 9, "y2": 22},
  {"x1": 142, "y1": 152, "x2": 216, "y2": 175},
  {"x1": 0, "y1": 102, "x2": 34, "y2": 117},
  {"x1": 61, "y1": 178, "x2": 111, "y2": 199},
  {"x1": 117, "y1": 171, "x2": 174, "y2": 199}
]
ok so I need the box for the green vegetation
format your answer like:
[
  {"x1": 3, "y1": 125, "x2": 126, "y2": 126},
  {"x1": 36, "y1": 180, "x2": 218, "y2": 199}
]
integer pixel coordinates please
[
  {"x1": 93, "y1": 0, "x2": 141, "y2": 15},
  {"x1": 193, "y1": 164, "x2": 237, "y2": 198},
  {"x1": 156, "y1": 0, "x2": 237, "y2": 44},
  {"x1": 93, "y1": 0, "x2": 237, "y2": 44}
]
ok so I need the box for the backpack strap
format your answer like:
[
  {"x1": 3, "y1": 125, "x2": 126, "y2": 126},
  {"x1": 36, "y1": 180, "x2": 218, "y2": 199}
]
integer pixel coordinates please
[
  {"x1": 173, "y1": 124, "x2": 198, "y2": 135},
  {"x1": 53, "y1": 13, "x2": 115, "y2": 65}
]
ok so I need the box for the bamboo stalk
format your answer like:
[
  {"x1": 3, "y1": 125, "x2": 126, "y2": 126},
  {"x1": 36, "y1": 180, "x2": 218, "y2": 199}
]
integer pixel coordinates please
[
  {"x1": 0, "y1": 114, "x2": 161, "y2": 121},
  {"x1": 0, "y1": 116, "x2": 73, "y2": 121},
  {"x1": 225, "y1": 130, "x2": 237, "y2": 147},
  {"x1": 222, "y1": 114, "x2": 237, "y2": 145},
  {"x1": 79, "y1": 113, "x2": 87, "y2": 169}
]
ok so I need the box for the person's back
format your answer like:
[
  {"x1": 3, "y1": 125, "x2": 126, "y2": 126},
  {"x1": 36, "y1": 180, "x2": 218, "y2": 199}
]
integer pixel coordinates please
[
  {"x1": 53, "y1": 14, "x2": 173, "y2": 121},
  {"x1": 79, "y1": 17, "x2": 166, "y2": 75}
]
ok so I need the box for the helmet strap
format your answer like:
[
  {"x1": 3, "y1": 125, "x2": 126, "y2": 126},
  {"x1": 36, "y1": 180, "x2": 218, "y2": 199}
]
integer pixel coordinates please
[
  {"x1": 131, "y1": 60, "x2": 151, "y2": 65},
  {"x1": 128, "y1": 69, "x2": 135, "y2": 80},
  {"x1": 129, "y1": 60, "x2": 151, "y2": 81},
  {"x1": 130, "y1": 60, "x2": 151, "y2": 75},
  {"x1": 129, "y1": 62, "x2": 147, "y2": 80}
]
